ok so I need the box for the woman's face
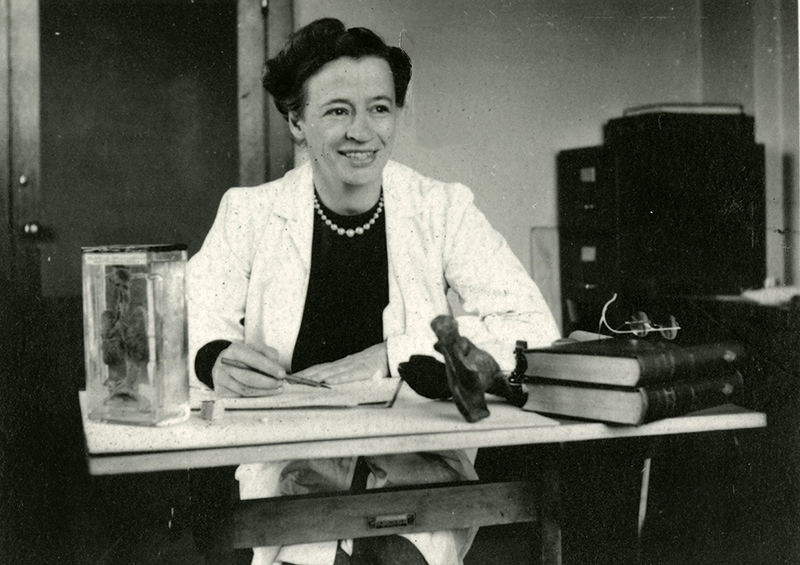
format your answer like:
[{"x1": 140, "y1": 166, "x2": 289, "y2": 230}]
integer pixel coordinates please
[{"x1": 289, "y1": 56, "x2": 399, "y2": 196}]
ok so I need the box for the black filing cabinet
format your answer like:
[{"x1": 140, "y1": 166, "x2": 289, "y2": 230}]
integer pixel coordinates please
[{"x1": 557, "y1": 111, "x2": 766, "y2": 335}]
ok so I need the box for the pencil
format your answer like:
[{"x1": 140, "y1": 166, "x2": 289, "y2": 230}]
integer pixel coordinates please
[{"x1": 220, "y1": 357, "x2": 332, "y2": 389}]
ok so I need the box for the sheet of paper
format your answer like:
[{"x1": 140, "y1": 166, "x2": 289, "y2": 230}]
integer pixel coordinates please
[{"x1": 190, "y1": 377, "x2": 403, "y2": 410}]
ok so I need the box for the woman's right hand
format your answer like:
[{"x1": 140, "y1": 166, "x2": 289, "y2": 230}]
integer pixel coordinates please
[{"x1": 212, "y1": 342, "x2": 287, "y2": 397}]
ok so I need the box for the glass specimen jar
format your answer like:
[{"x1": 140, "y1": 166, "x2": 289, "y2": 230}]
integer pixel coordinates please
[{"x1": 82, "y1": 244, "x2": 190, "y2": 426}]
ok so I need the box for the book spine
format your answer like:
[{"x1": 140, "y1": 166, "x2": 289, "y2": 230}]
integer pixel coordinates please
[
  {"x1": 637, "y1": 342, "x2": 744, "y2": 383},
  {"x1": 642, "y1": 370, "x2": 744, "y2": 423}
]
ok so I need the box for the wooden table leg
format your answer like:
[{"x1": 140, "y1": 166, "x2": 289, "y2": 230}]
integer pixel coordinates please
[
  {"x1": 540, "y1": 450, "x2": 562, "y2": 565},
  {"x1": 636, "y1": 437, "x2": 660, "y2": 565}
]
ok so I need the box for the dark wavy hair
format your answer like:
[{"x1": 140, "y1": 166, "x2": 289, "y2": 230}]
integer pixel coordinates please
[{"x1": 263, "y1": 18, "x2": 412, "y2": 121}]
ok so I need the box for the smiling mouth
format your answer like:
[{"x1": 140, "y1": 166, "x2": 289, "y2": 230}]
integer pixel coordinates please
[{"x1": 340, "y1": 150, "x2": 377, "y2": 163}]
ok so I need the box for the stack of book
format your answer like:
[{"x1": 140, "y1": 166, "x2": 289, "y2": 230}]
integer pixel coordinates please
[{"x1": 521, "y1": 337, "x2": 746, "y2": 425}]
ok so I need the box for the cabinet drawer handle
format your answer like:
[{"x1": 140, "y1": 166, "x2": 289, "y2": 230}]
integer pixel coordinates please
[
  {"x1": 583, "y1": 283, "x2": 599, "y2": 290},
  {"x1": 368, "y1": 513, "x2": 416, "y2": 530},
  {"x1": 583, "y1": 204, "x2": 597, "y2": 211}
]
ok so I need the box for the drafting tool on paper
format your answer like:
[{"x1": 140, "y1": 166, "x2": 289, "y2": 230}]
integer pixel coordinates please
[
  {"x1": 193, "y1": 377, "x2": 403, "y2": 413},
  {"x1": 221, "y1": 358, "x2": 332, "y2": 389}
]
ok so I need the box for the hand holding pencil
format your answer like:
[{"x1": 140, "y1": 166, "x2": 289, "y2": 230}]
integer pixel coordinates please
[
  {"x1": 221, "y1": 358, "x2": 330, "y2": 389},
  {"x1": 212, "y1": 342, "x2": 296, "y2": 397}
]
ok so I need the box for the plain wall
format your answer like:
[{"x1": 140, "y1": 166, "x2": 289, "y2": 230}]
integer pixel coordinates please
[
  {"x1": 294, "y1": 0, "x2": 799, "y2": 287},
  {"x1": 295, "y1": 0, "x2": 704, "y2": 277}
]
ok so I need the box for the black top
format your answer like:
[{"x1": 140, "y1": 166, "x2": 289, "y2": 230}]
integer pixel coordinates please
[
  {"x1": 291, "y1": 193, "x2": 389, "y2": 372},
  {"x1": 195, "y1": 193, "x2": 389, "y2": 385}
]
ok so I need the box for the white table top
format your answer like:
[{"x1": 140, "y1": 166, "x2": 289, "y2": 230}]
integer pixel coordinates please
[{"x1": 79, "y1": 388, "x2": 766, "y2": 476}]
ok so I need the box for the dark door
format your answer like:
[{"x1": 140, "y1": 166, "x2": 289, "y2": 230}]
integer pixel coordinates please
[{"x1": 38, "y1": 0, "x2": 239, "y2": 297}]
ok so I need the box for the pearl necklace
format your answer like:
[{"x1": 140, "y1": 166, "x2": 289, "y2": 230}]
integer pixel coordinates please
[{"x1": 313, "y1": 193, "x2": 384, "y2": 238}]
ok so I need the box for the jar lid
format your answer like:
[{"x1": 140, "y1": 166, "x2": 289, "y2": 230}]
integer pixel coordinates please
[{"x1": 82, "y1": 244, "x2": 187, "y2": 254}]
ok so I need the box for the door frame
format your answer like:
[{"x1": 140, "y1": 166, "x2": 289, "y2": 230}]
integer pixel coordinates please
[{"x1": 2, "y1": 0, "x2": 41, "y2": 298}]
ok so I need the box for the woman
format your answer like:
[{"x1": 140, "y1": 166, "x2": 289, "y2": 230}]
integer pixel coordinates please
[{"x1": 188, "y1": 18, "x2": 559, "y2": 565}]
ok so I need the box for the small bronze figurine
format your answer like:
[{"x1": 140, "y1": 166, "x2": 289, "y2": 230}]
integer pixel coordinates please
[{"x1": 430, "y1": 315, "x2": 527, "y2": 422}]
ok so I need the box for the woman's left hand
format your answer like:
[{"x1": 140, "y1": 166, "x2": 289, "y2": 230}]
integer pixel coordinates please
[{"x1": 292, "y1": 342, "x2": 389, "y2": 385}]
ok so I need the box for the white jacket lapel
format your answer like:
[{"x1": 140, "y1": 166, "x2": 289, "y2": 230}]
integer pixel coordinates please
[
  {"x1": 274, "y1": 164, "x2": 314, "y2": 274},
  {"x1": 251, "y1": 165, "x2": 315, "y2": 368}
]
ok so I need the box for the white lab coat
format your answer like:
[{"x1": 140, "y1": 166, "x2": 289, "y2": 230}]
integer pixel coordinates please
[{"x1": 187, "y1": 160, "x2": 560, "y2": 564}]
